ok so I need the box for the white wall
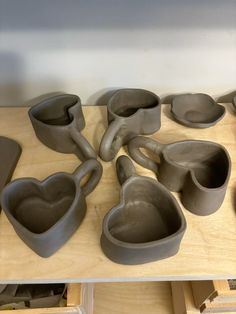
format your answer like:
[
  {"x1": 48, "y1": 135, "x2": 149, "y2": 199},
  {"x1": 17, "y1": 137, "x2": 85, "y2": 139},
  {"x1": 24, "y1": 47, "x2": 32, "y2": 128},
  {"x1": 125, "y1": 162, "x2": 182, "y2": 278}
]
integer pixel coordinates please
[{"x1": 0, "y1": 0, "x2": 236, "y2": 106}]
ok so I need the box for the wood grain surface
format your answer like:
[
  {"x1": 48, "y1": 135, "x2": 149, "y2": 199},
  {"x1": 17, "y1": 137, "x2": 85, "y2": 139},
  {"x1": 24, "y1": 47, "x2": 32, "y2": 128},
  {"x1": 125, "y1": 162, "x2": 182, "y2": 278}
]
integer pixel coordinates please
[
  {"x1": 0, "y1": 105, "x2": 236, "y2": 282},
  {"x1": 94, "y1": 282, "x2": 173, "y2": 314}
]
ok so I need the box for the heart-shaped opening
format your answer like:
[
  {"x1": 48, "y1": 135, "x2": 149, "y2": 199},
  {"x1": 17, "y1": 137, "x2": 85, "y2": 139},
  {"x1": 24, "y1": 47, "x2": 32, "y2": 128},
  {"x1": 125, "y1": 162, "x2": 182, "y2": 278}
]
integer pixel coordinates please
[
  {"x1": 32, "y1": 95, "x2": 78, "y2": 126},
  {"x1": 6, "y1": 175, "x2": 76, "y2": 234},
  {"x1": 107, "y1": 178, "x2": 182, "y2": 244},
  {"x1": 166, "y1": 142, "x2": 229, "y2": 188},
  {"x1": 110, "y1": 90, "x2": 158, "y2": 117}
]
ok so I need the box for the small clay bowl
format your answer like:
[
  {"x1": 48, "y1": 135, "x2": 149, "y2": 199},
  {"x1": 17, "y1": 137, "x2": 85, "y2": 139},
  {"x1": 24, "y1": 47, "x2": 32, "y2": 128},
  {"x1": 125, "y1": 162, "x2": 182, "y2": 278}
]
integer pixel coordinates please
[
  {"x1": 128, "y1": 136, "x2": 231, "y2": 216},
  {"x1": 101, "y1": 156, "x2": 186, "y2": 265},
  {"x1": 1, "y1": 159, "x2": 102, "y2": 257},
  {"x1": 171, "y1": 93, "x2": 225, "y2": 128}
]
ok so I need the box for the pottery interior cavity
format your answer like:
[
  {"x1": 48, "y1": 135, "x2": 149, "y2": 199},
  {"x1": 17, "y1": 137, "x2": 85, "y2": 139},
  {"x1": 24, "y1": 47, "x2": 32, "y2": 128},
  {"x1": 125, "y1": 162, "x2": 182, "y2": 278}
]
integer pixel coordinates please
[
  {"x1": 29, "y1": 94, "x2": 96, "y2": 161},
  {"x1": 1, "y1": 159, "x2": 103, "y2": 257},
  {"x1": 128, "y1": 136, "x2": 231, "y2": 215},
  {"x1": 101, "y1": 155, "x2": 186, "y2": 265},
  {"x1": 171, "y1": 93, "x2": 225, "y2": 128},
  {"x1": 99, "y1": 89, "x2": 161, "y2": 161},
  {"x1": 0, "y1": 136, "x2": 21, "y2": 212}
]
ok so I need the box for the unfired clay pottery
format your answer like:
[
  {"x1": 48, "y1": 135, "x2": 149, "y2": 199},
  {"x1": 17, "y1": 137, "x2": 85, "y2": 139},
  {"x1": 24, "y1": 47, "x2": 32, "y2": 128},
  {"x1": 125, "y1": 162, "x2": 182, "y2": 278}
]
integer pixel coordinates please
[
  {"x1": 0, "y1": 136, "x2": 21, "y2": 212},
  {"x1": 29, "y1": 94, "x2": 96, "y2": 161},
  {"x1": 128, "y1": 136, "x2": 231, "y2": 215},
  {"x1": 171, "y1": 93, "x2": 225, "y2": 128},
  {"x1": 101, "y1": 155, "x2": 186, "y2": 265},
  {"x1": 232, "y1": 96, "x2": 236, "y2": 110},
  {"x1": 1, "y1": 159, "x2": 102, "y2": 257},
  {"x1": 99, "y1": 89, "x2": 161, "y2": 161}
]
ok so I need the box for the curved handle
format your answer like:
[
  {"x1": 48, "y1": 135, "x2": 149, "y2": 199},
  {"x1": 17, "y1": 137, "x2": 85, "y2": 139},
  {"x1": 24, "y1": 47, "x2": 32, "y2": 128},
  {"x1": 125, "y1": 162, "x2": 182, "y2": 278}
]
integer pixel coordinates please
[
  {"x1": 73, "y1": 159, "x2": 103, "y2": 196},
  {"x1": 128, "y1": 136, "x2": 165, "y2": 175},
  {"x1": 70, "y1": 125, "x2": 97, "y2": 161},
  {"x1": 116, "y1": 155, "x2": 137, "y2": 185},
  {"x1": 99, "y1": 119, "x2": 123, "y2": 161}
]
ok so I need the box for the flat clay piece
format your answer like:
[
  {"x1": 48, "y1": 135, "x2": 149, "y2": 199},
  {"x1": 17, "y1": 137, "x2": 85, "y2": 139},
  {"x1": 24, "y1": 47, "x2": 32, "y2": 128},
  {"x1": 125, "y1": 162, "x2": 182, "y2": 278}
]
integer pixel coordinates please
[
  {"x1": 171, "y1": 93, "x2": 225, "y2": 128},
  {"x1": 0, "y1": 137, "x2": 21, "y2": 210}
]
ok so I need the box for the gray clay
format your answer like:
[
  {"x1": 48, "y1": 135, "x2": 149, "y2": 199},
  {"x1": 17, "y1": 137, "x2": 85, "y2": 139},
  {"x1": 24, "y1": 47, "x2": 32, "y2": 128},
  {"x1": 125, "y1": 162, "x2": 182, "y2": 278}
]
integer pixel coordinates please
[
  {"x1": 0, "y1": 136, "x2": 21, "y2": 212},
  {"x1": 171, "y1": 93, "x2": 225, "y2": 128},
  {"x1": 29, "y1": 94, "x2": 96, "y2": 161},
  {"x1": 99, "y1": 88, "x2": 161, "y2": 161},
  {"x1": 232, "y1": 96, "x2": 236, "y2": 110},
  {"x1": 1, "y1": 159, "x2": 102, "y2": 257},
  {"x1": 128, "y1": 136, "x2": 231, "y2": 215},
  {"x1": 100, "y1": 155, "x2": 186, "y2": 265}
]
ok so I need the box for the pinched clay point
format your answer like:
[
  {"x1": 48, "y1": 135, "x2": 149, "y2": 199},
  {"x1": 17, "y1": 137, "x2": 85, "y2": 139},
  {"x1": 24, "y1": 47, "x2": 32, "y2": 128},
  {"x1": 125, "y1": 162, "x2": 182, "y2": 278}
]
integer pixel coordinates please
[
  {"x1": 171, "y1": 93, "x2": 225, "y2": 128},
  {"x1": 101, "y1": 156, "x2": 186, "y2": 265}
]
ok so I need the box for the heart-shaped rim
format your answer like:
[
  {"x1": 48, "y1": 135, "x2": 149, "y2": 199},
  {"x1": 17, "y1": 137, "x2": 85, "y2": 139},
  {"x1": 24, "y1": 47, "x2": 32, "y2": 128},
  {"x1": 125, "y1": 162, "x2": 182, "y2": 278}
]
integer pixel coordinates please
[
  {"x1": 102, "y1": 175, "x2": 186, "y2": 249},
  {"x1": 28, "y1": 94, "x2": 80, "y2": 129},
  {"x1": 107, "y1": 88, "x2": 160, "y2": 120},
  {"x1": 162, "y1": 140, "x2": 231, "y2": 191},
  {"x1": 128, "y1": 137, "x2": 231, "y2": 192},
  {"x1": 1, "y1": 159, "x2": 103, "y2": 257},
  {"x1": 2, "y1": 172, "x2": 81, "y2": 238},
  {"x1": 101, "y1": 155, "x2": 186, "y2": 264}
]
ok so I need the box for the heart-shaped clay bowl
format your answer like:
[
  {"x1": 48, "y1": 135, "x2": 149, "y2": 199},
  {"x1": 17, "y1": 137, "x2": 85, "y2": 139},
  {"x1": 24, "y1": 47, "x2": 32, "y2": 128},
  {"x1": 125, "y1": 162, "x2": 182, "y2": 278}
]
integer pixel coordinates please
[
  {"x1": 101, "y1": 156, "x2": 186, "y2": 265},
  {"x1": 1, "y1": 159, "x2": 102, "y2": 257},
  {"x1": 171, "y1": 93, "x2": 225, "y2": 128}
]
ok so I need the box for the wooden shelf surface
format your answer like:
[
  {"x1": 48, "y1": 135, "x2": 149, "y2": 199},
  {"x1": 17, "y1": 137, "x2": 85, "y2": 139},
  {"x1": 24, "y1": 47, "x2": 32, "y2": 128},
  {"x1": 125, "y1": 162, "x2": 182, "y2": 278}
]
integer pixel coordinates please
[
  {"x1": 94, "y1": 282, "x2": 173, "y2": 314},
  {"x1": 0, "y1": 105, "x2": 236, "y2": 283}
]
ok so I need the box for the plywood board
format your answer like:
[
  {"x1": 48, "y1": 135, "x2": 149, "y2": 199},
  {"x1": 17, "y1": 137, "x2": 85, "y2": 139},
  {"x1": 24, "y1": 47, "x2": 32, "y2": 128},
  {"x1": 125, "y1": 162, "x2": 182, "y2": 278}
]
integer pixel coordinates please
[{"x1": 0, "y1": 105, "x2": 236, "y2": 282}]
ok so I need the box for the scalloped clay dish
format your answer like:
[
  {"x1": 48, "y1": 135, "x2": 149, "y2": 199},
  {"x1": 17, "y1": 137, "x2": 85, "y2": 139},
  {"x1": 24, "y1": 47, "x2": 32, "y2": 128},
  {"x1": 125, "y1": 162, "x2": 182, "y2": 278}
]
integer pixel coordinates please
[{"x1": 171, "y1": 93, "x2": 225, "y2": 128}]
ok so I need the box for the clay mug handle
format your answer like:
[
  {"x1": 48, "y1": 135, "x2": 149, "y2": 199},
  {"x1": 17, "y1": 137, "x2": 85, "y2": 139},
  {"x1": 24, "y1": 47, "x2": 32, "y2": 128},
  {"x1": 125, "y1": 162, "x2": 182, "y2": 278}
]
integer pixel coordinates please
[
  {"x1": 99, "y1": 120, "x2": 123, "y2": 161},
  {"x1": 73, "y1": 159, "x2": 103, "y2": 196},
  {"x1": 128, "y1": 136, "x2": 165, "y2": 175},
  {"x1": 68, "y1": 105, "x2": 97, "y2": 161},
  {"x1": 116, "y1": 155, "x2": 137, "y2": 185}
]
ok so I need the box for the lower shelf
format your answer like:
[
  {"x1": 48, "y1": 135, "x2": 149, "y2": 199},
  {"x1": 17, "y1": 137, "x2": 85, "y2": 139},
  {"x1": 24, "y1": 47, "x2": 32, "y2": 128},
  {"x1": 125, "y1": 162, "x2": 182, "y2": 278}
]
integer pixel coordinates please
[{"x1": 93, "y1": 282, "x2": 173, "y2": 314}]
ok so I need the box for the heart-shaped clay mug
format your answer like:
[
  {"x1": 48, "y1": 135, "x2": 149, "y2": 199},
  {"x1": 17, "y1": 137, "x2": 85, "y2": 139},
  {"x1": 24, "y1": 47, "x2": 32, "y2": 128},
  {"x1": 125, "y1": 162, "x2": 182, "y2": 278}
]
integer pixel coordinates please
[
  {"x1": 29, "y1": 94, "x2": 96, "y2": 161},
  {"x1": 128, "y1": 136, "x2": 231, "y2": 215},
  {"x1": 99, "y1": 88, "x2": 161, "y2": 161},
  {"x1": 1, "y1": 159, "x2": 102, "y2": 257},
  {"x1": 101, "y1": 155, "x2": 186, "y2": 265}
]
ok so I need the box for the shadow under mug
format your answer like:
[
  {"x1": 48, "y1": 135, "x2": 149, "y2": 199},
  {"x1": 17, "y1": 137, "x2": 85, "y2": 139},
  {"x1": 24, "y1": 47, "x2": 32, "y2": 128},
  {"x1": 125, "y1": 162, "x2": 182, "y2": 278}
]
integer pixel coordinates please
[
  {"x1": 29, "y1": 94, "x2": 96, "y2": 161},
  {"x1": 1, "y1": 159, "x2": 103, "y2": 257},
  {"x1": 101, "y1": 155, "x2": 186, "y2": 265},
  {"x1": 128, "y1": 136, "x2": 231, "y2": 216},
  {"x1": 99, "y1": 88, "x2": 161, "y2": 161}
]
